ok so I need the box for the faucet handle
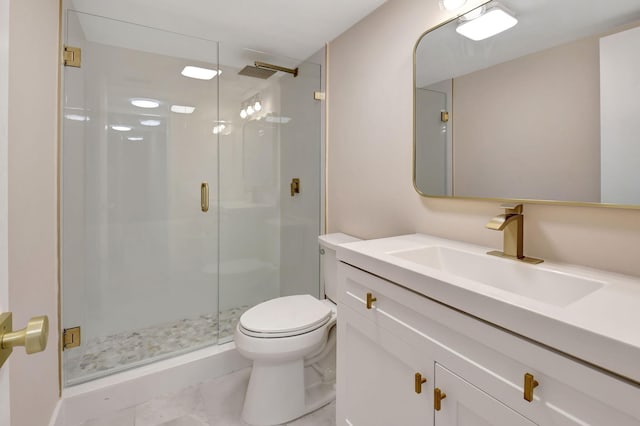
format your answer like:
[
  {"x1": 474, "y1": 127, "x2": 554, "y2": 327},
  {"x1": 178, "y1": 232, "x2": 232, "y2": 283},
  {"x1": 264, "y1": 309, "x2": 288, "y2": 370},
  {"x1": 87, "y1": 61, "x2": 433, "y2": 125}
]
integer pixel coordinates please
[{"x1": 500, "y1": 203, "x2": 522, "y2": 214}]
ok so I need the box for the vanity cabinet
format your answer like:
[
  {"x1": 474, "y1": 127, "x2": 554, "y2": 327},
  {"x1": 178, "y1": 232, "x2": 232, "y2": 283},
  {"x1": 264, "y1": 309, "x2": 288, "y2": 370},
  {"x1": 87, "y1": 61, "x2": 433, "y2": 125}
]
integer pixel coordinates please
[{"x1": 336, "y1": 262, "x2": 640, "y2": 426}]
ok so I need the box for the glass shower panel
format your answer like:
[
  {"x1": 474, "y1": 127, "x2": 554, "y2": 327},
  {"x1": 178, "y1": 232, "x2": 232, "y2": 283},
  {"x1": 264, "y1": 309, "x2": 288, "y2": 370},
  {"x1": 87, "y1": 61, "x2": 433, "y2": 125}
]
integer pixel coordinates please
[
  {"x1": 217, "y1": 46, "x2": 322, "y2": 342},
  {"x1": 61, "y1": 11, "x2": 219, "y2": 386}
]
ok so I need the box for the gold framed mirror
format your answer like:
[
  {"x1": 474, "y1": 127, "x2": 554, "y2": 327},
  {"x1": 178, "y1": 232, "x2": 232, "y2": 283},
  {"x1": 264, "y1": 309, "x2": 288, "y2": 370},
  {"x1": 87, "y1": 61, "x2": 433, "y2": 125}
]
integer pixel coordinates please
[{"x1": 414, "y1": 0, "x2": 640, "y2": 208}]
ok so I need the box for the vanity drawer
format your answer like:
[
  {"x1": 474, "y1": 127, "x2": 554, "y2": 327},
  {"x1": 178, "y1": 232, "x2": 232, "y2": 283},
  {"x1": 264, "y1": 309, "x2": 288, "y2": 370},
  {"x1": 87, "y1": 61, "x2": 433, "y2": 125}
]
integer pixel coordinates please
[
  {"x1": 338, "y1": 261, "x2": 406, "y2": 319},
  {"x1": 337, "y1": 261, "x2": 640, "y2": 424}
]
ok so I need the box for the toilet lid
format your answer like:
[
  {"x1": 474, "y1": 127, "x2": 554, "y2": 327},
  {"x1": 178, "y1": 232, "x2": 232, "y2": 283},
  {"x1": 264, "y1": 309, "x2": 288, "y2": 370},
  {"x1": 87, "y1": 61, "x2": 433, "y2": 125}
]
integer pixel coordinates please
[{"x1": 239, "y1": 295, "x2": 332, "y2": 337}]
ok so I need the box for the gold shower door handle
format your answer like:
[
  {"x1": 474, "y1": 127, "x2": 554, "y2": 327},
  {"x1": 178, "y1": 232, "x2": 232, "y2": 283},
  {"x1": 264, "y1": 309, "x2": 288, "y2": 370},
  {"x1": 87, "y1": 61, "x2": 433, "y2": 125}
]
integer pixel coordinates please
[
  {"x1": 0, "y1": 312, "x2": 49, "y2": 368},
  {"x1": 201, "y1": 182, "x2": 209, "y2": 212}
]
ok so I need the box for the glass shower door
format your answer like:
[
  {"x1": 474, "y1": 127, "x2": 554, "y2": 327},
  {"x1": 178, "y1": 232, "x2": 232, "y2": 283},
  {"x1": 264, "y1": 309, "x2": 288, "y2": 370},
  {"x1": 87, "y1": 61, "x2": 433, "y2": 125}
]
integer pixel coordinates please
[
  {"x1": 61, "y1": 12, "x2": 220, "y2": 385},
  {"x1": 217, "y1": 46, "x2": 322, "y2": 342}
]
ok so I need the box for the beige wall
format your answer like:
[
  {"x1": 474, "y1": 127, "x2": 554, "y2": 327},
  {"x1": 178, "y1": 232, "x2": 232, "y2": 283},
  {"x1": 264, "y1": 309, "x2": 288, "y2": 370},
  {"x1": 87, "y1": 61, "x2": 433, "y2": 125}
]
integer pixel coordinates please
[
  {"x1": 454, "y1": 37, "x2": 600, "y2": 202},
  {"x1": 327, "y1": 0, "x2": 640, "y2": 278},
  {"x1": 8, "y1": 0, "x2": 60, "y2": 424}
]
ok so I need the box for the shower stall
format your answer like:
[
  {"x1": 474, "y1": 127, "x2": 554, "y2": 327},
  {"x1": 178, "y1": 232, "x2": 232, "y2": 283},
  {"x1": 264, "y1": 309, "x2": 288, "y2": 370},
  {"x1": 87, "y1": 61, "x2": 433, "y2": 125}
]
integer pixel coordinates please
[{"x1": 61, "y1": 12, "x2": 323, "y2": 386}]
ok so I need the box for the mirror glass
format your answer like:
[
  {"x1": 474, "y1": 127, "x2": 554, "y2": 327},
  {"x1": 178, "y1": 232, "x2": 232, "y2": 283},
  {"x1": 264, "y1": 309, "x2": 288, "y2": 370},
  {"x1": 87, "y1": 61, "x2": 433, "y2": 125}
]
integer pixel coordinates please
[{"x1": 414, "y1": 0, "x2": 640, "y2": 206}]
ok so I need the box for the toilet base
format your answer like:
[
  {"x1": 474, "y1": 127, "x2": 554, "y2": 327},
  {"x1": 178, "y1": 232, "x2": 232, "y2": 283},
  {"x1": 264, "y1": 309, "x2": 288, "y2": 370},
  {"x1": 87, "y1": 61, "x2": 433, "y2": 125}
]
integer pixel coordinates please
[{"x1": 241, "y1": 360, "x2": 336, "y2": 426}]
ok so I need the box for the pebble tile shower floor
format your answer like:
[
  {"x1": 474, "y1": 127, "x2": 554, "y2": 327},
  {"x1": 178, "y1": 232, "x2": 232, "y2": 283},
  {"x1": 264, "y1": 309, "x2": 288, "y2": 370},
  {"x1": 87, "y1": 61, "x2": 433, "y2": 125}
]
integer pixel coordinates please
[{"x1": 65, "y1": 306, "x2": 248, "y2": 383}]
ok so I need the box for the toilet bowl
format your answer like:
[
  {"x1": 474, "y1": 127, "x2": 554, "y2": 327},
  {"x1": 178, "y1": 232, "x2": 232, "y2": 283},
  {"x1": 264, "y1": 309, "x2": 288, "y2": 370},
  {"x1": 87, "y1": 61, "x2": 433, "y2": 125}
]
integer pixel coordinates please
[{"x1": 234, "y1": 233, "x2": 360, "y2": 426}]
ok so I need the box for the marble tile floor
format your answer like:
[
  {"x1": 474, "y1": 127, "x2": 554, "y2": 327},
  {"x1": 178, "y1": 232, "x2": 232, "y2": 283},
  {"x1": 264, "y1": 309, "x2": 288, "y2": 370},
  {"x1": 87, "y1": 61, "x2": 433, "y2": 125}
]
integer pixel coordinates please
[
  {"x1": 78, "y1": 367, "x2": 336, "y2": 426},
  {"x1": 66, "y1": 306, "x2": 249, "y2": 383}
]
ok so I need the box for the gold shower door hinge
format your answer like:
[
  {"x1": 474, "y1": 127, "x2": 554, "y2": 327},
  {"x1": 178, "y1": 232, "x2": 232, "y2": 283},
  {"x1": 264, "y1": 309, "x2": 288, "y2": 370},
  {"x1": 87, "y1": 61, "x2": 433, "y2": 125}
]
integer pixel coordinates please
[
  {"x1": 290, "y1": 178, "x2": 300, "y2": 196},
  {"x1": 63, "y1": 326, "x2": 81, "y2": 350},
  {"x1": 63, "y1": 46, "x2": 81, "y2": 67},
  {"x1": 314, "y1": 91, "x2": 325, "y2": 101},
  {"x1": 440, "y1": 111, "x2": 449, "y2": 122}
]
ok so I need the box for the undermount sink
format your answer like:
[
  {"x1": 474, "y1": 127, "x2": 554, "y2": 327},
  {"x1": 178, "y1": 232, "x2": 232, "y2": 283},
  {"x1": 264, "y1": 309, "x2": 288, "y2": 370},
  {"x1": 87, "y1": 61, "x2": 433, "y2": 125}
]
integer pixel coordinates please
[{"x1": 389, "y1": 246, "x2": 605, "y2": 307}]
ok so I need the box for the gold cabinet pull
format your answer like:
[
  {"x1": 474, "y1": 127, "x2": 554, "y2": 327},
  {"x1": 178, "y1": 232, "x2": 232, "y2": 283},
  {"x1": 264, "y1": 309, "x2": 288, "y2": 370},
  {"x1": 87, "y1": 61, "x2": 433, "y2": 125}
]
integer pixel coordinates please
[
  {"x1": 201, "y1": 181, "x2": 209, "y2": 212},
  {"x1": 0, "y1": 313, "x2": 49, "y2": 368},
  {"x1": 366, "y1": 292, "x2": 377, "y2": 309},
  {"x1": 415, "y1": 372, "x2": 427, "y2": 394},
  {"x1": 524, "y1": 373, "x2": 539, "y2": 402},
  {"x1": 434, "y1": 387, "x2": 447, "y2": 411}
]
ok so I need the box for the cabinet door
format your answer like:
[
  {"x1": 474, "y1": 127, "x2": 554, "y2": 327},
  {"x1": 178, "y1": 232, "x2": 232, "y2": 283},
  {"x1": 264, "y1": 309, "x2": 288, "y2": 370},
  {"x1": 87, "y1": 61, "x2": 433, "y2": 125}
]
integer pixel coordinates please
[
  {"x1": 434, "y1": 363, "x2": 536, "y2": 426},
  {"x1": 337, "y1": 304, "x2": 433, "y2": 426}
]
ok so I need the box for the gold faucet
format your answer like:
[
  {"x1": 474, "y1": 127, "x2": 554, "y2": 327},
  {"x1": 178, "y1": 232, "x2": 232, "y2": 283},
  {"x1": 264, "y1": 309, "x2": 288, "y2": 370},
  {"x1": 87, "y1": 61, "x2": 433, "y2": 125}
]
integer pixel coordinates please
[{"x1": 486, "y1": 204, "x2": 543, "y2": 264}]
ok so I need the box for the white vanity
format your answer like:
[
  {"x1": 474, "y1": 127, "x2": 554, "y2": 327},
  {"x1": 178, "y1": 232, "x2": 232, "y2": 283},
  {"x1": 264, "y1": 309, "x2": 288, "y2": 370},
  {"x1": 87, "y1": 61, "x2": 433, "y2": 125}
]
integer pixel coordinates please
[{"x1": 335, "y1": 234, "x2": 640, "y2": 425}]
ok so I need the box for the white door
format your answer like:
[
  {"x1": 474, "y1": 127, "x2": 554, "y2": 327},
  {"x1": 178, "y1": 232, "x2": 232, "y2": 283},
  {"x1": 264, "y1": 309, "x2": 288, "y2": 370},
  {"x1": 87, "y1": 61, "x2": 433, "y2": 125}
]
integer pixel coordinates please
[{"x1": 0, "y1": 0, "x2": 11, "y2": 421}]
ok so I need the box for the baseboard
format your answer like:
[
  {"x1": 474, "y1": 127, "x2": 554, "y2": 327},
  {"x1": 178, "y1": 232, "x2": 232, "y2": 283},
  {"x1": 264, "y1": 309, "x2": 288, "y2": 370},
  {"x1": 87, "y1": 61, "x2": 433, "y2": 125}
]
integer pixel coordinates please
[{"x1": 48, "y1": 399, "x2": 65, "y2": 426}]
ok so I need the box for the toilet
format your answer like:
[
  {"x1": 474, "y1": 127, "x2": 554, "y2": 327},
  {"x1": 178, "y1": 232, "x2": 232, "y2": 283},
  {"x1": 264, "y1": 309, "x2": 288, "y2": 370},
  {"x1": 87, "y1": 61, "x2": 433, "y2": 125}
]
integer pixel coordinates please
[{"x1": 234, "y1": 233, "x2": 360, "y2": 426}]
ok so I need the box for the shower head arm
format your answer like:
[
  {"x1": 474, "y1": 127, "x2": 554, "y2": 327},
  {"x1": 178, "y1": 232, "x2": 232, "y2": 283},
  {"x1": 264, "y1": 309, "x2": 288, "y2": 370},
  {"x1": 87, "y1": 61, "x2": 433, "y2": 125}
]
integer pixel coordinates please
[{"x1": 254, "y1": 61, "x2": 298, "y2": 77}]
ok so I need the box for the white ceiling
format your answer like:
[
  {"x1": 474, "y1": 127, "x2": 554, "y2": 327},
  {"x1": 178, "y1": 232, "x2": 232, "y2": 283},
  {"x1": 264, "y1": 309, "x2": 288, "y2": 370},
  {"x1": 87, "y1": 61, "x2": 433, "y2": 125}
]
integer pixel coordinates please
[{"x1": 67, "y1": 0, "x2": 387, "y2": 61}]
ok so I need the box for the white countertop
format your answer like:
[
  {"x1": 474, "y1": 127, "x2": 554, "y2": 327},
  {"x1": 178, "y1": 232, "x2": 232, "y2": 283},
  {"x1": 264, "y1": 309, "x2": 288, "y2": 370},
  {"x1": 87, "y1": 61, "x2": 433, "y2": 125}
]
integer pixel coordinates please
[{"x1": 337, "y1": 233, "x2": 640, "y2": 385}]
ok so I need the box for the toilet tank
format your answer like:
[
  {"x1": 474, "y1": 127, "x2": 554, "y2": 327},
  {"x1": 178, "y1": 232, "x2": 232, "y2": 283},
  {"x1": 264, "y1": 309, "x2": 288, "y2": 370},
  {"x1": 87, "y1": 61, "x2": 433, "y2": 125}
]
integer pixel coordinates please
[{"x1": 318, "y1": 233, "x2": 361, "y2": 302}]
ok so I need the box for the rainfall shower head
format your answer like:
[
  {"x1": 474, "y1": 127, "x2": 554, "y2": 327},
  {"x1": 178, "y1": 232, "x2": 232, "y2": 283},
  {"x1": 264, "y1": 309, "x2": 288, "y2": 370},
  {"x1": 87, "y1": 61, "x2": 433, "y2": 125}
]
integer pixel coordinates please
[{"x1": 238, "y1": 65, "x2": 276, "y2": 79}]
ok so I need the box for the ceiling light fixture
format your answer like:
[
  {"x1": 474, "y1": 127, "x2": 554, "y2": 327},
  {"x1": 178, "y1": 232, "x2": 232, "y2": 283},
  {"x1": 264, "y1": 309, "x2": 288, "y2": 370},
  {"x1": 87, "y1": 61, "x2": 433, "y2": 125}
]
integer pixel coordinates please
[
  {"x1": 212, "y1": 124, "x2": 226, "y2": 135},
  {"x1": 456, "y1": 4, "x2": 518, "y2": 41},
  {"x1": 111, "y1": 125, "x2": 132, "y2": 132},
  {"x1": 171, "y1": 105, "x2": 195, "y2": 114},
  {"x1": 181, "y1": 66, "x2": 221, "y2": 80},
  {"x1": 265, "y1": 116, "x2": 292, "y2": 124},
  {"x1": 240, "y1": 94, "x2": 263, "y2": 119},
  {"x1": 131, "y1": 98, "x2": 160, "y2": 108},
  {"x1": 441, "y1": 0, "x2": 467, "y2": 11},
  {"x1": 65, "y1": 114, "x2": 88, "y2": 121},
  {"x1": 140, "y1": 119, "x2": 161, "y2": 126}
]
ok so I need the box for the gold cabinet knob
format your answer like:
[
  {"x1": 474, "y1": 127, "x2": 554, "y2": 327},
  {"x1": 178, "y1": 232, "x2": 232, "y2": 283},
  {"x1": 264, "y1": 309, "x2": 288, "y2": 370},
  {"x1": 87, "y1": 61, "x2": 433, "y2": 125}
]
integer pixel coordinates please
[
  {"x1": 366, "y1": 292, "x2": 377, "y2": 309},
  {"x1": 434, "y1": 387, "x2": 447, "y2": 411},
  {"x1": 415, "y1": 372, "x2": 427, "y2": 394},
  {"x1": 524, "y1": 373, "x2": 539, "y2": 402},
  {"x1": 1, "y1": 315, "x2": 49, "y2": 354}
]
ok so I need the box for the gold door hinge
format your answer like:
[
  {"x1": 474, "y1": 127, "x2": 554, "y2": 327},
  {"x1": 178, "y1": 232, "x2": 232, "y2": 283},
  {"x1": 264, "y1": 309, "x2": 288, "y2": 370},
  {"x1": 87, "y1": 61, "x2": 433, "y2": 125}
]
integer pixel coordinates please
[
  {"x1": 63, "y1": 326, "x2": 81, "y2": 350},
  {"x1": 440, "y1": 111, "x2": 449, "y2": 122},
  {"x1": 63, "y1": 46, "x2": 81, "y2": 67},
  {"x1": 314, "y1": 91, "x2": 325, "y2": 101},
  {"x1": 290, "y1": 178, "x2": 300, "y2": 196}
]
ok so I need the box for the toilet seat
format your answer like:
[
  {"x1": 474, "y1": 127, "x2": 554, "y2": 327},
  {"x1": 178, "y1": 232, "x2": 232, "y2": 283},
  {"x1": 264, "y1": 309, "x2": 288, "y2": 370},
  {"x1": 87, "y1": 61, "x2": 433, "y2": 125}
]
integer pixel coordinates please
[{"x1": 239, "y1": 295, "x2": 332, "y2": 338}]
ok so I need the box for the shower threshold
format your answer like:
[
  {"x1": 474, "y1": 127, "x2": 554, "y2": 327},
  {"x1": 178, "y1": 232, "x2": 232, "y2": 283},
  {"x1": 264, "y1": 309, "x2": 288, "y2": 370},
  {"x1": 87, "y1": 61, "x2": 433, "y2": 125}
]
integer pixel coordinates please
[{"x1": 64, "y1": 305, "x2": 248, "y2": 386}]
